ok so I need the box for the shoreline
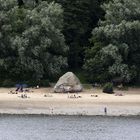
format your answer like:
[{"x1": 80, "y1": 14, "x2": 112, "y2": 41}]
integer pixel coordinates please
[
  {"x1": 0, "y1": 103, "x2": 139, "y2": 116},
  {"x1": 0, "y1": 113, "x2": 140, "y2": 118},
  {"x1": 0, "y1": 87, "x2": 140, "y2": 116}
]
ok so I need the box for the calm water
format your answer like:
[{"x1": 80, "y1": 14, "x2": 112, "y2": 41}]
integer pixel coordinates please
[{"x1": 0, "y1": 115, "x2": 140, "y2": 140}]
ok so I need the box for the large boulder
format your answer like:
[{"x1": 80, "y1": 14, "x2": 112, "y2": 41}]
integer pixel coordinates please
[{"x1": 54, "y1": 72, "x2": 83, "y2": 93}]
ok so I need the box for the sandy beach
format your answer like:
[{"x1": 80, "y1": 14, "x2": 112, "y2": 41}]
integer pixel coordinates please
[{"x1": 0, "y1": 87, "x2": 140, "y2": 116}]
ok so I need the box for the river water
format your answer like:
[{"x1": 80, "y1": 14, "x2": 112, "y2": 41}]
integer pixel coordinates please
[{"x1": 0, "y1": 115, "x2": 139, "y2": 140}]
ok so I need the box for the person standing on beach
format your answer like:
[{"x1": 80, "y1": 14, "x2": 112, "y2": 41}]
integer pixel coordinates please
[{"x1": 104, "y1": 107, "x2": 107, "y2": 115}]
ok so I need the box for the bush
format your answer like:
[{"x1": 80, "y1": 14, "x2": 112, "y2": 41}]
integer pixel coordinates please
[
  {"x1": 103, "y1": 82, "x2": 114, "y2": 94},
  {"x1": 0, "y1": 79, "x2": 2, "y2": 86},
  {"x1": 26, "y1": 80, "x2": 38, "y2": 87},
  {"x1": 26, "y1": 79, "x2": 50, "y2": 87},
  {"x1": 2, "y1": 79, "x2": 15, "y2": 87},
  {"x1": 39, "y1": 80, "x2": 50, "y2": 87}
]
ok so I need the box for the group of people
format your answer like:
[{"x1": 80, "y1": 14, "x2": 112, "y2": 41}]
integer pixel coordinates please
[
  {"x1": 20, "y1": 94, "x2": 28, "y2": 98},
  {"x1": 8, "y1": 84, "x2": 30, "y2": 99},
  {"x1": 15, "y1": 84, "x2": 28, "y2": 92},
  {"x1": 67, "y1": 94, "x2": 82, "y2": 99}
]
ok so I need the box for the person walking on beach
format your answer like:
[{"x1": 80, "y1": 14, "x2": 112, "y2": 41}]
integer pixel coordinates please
[{"x1": 104, "y1": 107, "x2": 107, "y2": 115}]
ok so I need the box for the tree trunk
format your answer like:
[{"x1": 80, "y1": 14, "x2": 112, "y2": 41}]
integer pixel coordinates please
[{"x1": 17, "y1": 0, "x2": 24, "y2": 7}]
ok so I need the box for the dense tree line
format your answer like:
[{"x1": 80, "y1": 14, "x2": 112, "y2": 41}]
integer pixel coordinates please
[
  {"x1": 84, "y1": 0, "x2": 140, "y2": 84},
  {"x1": 21, "y1": 0, "x2": 105, "y2": 68},
  {"x1": 53, "y1": 0, "x2": 105, "y2": 68},
  {"x1": 0, "y1": 0, "x2": 139, "y2": 86},
  {"x1": 0, "y1": 0, "x2": 68, "y2": 85},
  {"x1": 0, "y1": 0, "x2": 105, "y2": 85}
]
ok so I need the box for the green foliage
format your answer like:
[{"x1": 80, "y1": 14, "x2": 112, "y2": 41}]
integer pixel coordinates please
[
  {"x1": 84, "y1": 0, "x2": 140, "y2": 83},
  {"x1": 21, "y1": 0, "x2": 106, "y2": 69},
  {"x1": 0, "y1": 0, "x2": 139, "y2": 87},
  {"x1": 72, "y1": 69, "x2": 88, "y2": 84},
  {"x1": 26, "y1": 79, "x2": 50, "y2": 87},
  {"x1": 0, "y1": 0, "x2": 68, "y2": 82},
  {"x1": 38, "y1": 79, "x2": 50, "y2": 87},
  {"x1": 43, "y1": 0, "x2": 105, "y2": 68},
  {"x1": 103, "y1": 82, "x2": 113, "y2": 94},
  {"x1": 2, "y1": 79, "x2": 16, "y2": 87}
]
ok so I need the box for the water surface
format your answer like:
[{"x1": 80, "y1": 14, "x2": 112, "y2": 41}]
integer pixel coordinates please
[{"x1": 0, "y1": 115, "x2": 139, "y2": 140}]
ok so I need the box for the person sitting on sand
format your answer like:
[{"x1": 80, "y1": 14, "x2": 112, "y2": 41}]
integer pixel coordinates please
[
  {"x1": 16, "y1": 85, "x2": 20, "y2": 92},
  {"x1": 91, "y1": 95, "x2": 98, "y2": 97},
  {"x1": 21, "y1": 94, "x2": 24, "y2": 98},
  {"x1": 115, "y1": 93, "x2": 123, "y2": 96},
  {"x1": 20, "y1": 85, "x2": 23, "y2": 92},
  {"x1": 35, "y1": 85, "x2": 39, "y2": 89},
  {"x1": 16, "y1": 84, "x2": 23, "y2": 92}
]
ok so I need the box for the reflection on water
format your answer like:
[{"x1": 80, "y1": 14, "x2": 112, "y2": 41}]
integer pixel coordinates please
[{"x1": 0, "y1": 115, "x2": 140, "y2": 140}]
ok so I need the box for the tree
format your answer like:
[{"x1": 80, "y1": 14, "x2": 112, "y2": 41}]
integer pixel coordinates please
[
  {"x1": 84, "y1": 0, "x2": 140, "y2": 83},
  {"x1": 38, "y1": 0, "x2": 105, "y2": 69},
  {"x1": 17, "y1": 0, "x2": 24, "y2": 6},
  {"x1": 59, "y1": 0, "x2": 105, "y2": 68},
  {"x1": 17, "y1": 0, "x2": 39, "y2": 6},
  {"x1": 0, "y1": 0, "x2": 68, "y2": 81},
  {"x1": 19, "y1": 0, "x2": 106, "y2": 69}
]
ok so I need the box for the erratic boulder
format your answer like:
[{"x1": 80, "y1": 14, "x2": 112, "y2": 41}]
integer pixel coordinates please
[{"x1": 54, "y1": 72, "x2": 83, "y2": 93}]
